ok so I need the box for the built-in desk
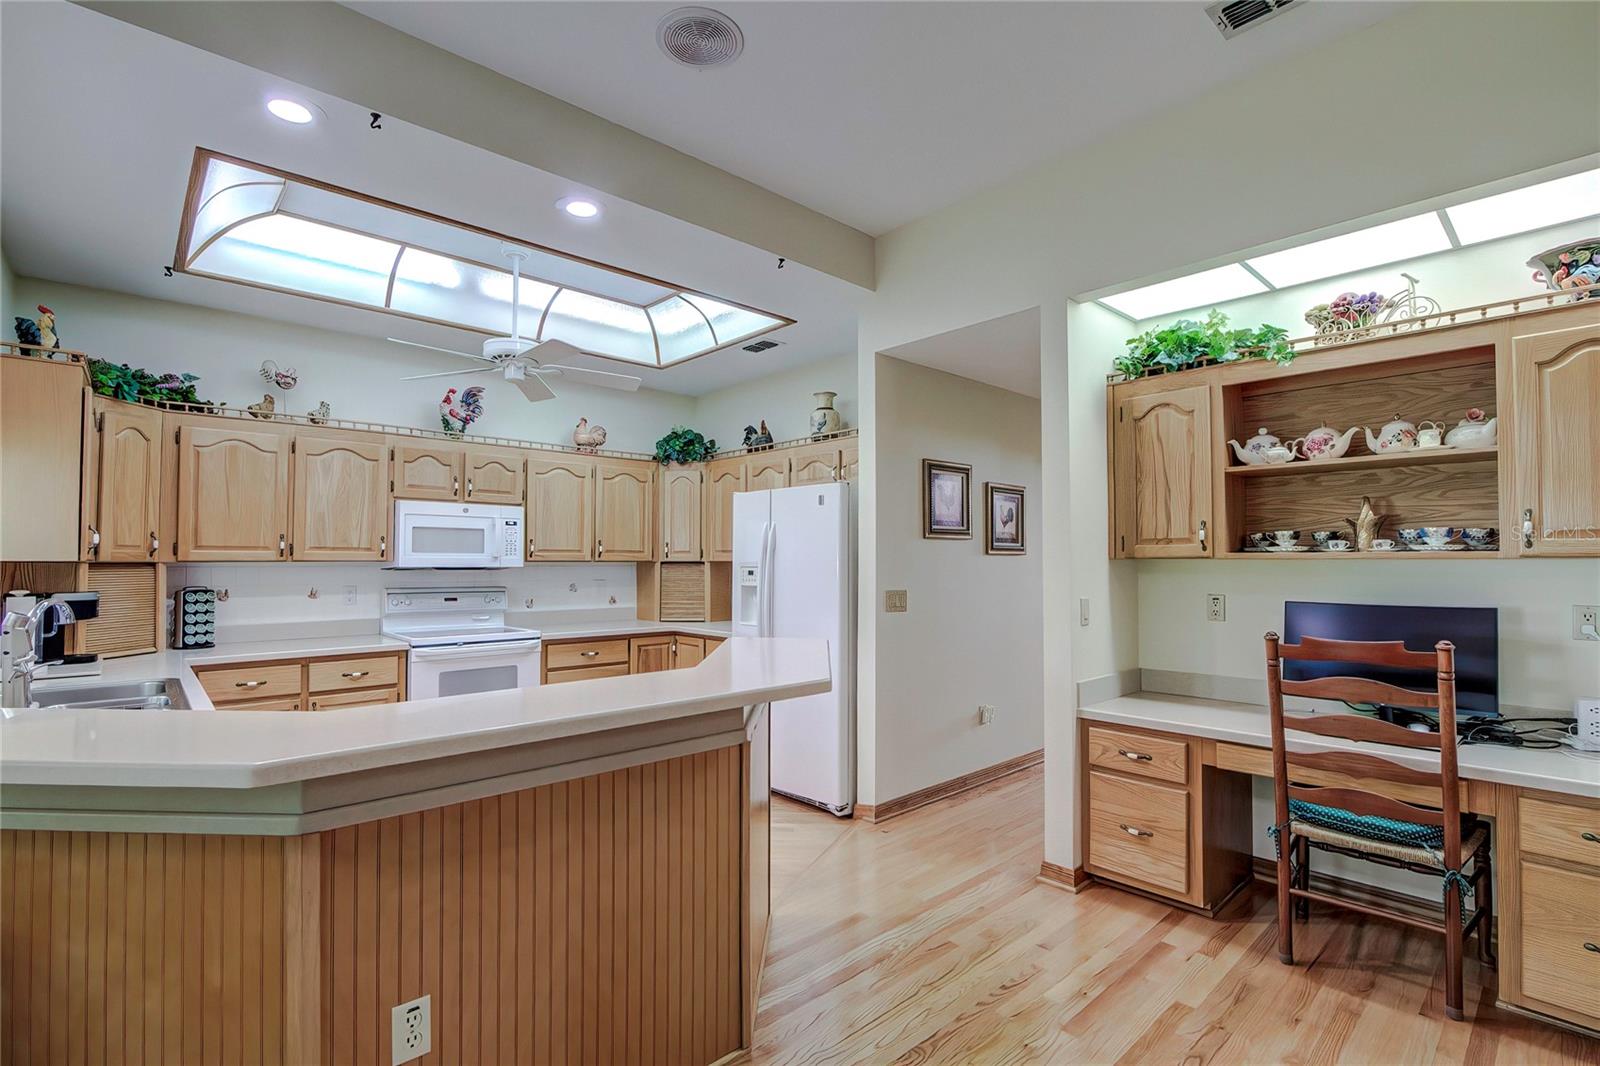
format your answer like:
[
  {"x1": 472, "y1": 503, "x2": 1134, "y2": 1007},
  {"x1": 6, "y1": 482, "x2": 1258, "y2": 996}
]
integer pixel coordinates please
[{"x1": 1077, "y1": 693, "x2": 1600, "y2": 1035}]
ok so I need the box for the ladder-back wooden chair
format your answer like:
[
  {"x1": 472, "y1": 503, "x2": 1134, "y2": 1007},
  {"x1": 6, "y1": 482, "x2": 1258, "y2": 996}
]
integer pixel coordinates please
[{"x1": 1264, "y1": 632, "x2": 1493, "y2": 1022}]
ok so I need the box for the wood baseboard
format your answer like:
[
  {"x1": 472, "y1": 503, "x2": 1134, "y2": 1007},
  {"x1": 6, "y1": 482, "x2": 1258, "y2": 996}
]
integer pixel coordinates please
[
  {"x1": 1038, "y1": 861, "x2": 1090, "y2": 893},
  {"x1": 857, "y1": 749, "x2": 1044, "y2": 824}
]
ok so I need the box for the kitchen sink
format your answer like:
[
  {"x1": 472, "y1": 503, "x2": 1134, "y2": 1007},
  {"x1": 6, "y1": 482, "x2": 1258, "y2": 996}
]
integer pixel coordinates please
[{"x1": 32, "y1": 678, "x2": 190, "y2": 710}]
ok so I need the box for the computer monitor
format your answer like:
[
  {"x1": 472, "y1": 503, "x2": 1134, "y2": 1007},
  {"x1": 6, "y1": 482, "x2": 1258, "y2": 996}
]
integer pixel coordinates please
[{"x1": 1282, "y1": 601, "x2": 1499, "y2": 719}]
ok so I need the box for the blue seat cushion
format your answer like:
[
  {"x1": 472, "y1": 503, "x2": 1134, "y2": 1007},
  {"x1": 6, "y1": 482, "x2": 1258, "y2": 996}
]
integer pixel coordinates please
[{"x1": 1288, "y1": 798, "x2": 1447, "y2": 850}]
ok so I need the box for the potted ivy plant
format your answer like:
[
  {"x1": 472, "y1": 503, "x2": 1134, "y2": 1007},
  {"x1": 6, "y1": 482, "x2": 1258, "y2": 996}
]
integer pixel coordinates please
[
  {"x1": 1114, "y1": 309, "x2": 1294, "y2": 380},
  {"x1": 654, "y1": 426, "x2": 718, "y2": 465}
]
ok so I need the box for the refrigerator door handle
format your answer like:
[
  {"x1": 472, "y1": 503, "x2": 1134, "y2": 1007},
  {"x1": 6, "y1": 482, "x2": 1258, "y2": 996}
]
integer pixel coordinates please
[{"x1": 760, "y1": 520, "x2": 776, "y2": 638}]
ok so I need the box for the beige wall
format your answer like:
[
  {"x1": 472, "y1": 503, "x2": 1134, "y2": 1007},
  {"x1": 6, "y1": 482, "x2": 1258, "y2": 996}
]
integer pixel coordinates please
[
  {"x1": 692, "y1": 354, "x2": 856, "y2": 450},
  {"x1": 868, "y1": 354, "x2": 1043, "y2": 803}
]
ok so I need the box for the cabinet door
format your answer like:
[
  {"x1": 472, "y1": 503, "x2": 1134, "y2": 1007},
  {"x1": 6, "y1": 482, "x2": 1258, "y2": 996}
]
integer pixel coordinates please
[
  {"x1": 527, "y1": 455, "x2": 595, "y2": 561},
  {"x1": 704, "y1": 458, "x2": 745, "y2": 562},
  {"x1": 176, "y1": 421, "x2": 291, "y2": 560},
  {"x1": 292, "y1": 433, "x2": 389, "y2": 560},
  {"x1": 840, "y1": 441, "x2": 859, "y2": 482},
  {"x1": 789, "y1": 443, "x2": 840, "y2": 486},
  {"x1": 95, "y1": 402, "x2": 164, "y2": 561},
  {"x1": 1112, "y1": 386, "x2": 1212, "y2": 558},
  {"x1": 0, "y1": 356, "x2": 84, "y2": 562},
  {"x1": 393, "y1": 443, "x2": 463, "y2": 500},
  {"x1": 660, "y1": 466, "x2": 704, "y2": 560},
  {"x1": 595, "y1": 460, "x2": 654, "y2": 561},
  {"x1": 309, "y1": 688, "x2": 400, "y2": 710},
  {"x1": 1511, "y1": 323, "x2": 1600, "y2": 556},
  {"x1": 745, "y1": 453, "x2": 790, "y2": 491},
  {"x1": 674, "y1": 635, "x2": 705, "y2": 669},
  {"x1": 465, "y1": 446, "x2": 524, "y2": 505},
  {"x1": 630, "y1": 634, "x2": 674, "y2": 673}
]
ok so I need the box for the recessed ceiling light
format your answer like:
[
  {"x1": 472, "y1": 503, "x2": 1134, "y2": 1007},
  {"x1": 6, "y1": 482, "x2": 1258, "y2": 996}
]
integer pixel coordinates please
[
  {"x1": 1246, "y1": 213, "x2": 1452, "y2": 289},
  {"x1": 558, "y1": 197, "x2": 600, "y2": 219},
  {"x1": 1098, "y1": 264, "x2": 1268, "y2": 321},
  {"x1": 266, "y1": 98, "x2": 315, "y2": 125},
  {"x1": 1444, "y1": 168, "x2": 1600, "y2": 246}
]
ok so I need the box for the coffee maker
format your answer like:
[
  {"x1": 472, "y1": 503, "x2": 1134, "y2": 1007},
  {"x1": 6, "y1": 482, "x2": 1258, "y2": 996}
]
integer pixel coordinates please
[{"x1": 1, "y1": 589, "x2": 101, "y2": 678}]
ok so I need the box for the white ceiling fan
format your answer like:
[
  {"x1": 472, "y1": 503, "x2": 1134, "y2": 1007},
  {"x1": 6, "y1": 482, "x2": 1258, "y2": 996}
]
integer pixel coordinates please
[{"x1": 390, "y1": 245, "x2": 643, "y2": 403}]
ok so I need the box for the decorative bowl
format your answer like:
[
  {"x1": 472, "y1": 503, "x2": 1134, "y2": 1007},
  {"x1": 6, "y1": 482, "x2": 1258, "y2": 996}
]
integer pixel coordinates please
[{"x1": 1527, "y1": 238, "x2": 1600, "y2": 299}]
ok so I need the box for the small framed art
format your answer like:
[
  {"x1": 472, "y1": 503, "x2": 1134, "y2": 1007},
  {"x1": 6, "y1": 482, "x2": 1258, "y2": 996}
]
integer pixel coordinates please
[
  {"x1": 922, "y1": 459, "x2": 972, "y2": 539},
  {"x1": 985, "y1": 482, "x2": 1026, "y2": 554}
]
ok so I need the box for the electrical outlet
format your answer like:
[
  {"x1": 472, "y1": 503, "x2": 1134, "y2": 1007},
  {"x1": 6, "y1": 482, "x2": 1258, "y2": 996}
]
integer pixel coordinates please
[
  {"x1": 1079, "y1": 597, "x2": 1090, "y2": 627},
  {"x1": 1207, "y1": 594, "x2": 1226, "y2": 623},
  {"x1": 885, "y1": 589, "x2": 908, "y2": 613},
  {"x1": 391, "y1": 995, "x2": 431, "y2": 1065},
  {"x1": 978, "y1": 704, "x2": 996, "y2": 725},
  {"x1": 1576, "y1": 605, "x2": 1600, "y2": 641},
  {"x1": 342, "y1": 585, "x2": 358, "y2": 606}
]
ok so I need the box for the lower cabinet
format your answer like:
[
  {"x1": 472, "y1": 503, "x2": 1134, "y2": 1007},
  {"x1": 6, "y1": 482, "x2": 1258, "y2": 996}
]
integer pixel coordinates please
[
  {"x1": 196, "y1": 651, "x2": 407, "y2": 710},
  {"x1": 542, "y1": 632, "x2": 723, "y2": 683}
]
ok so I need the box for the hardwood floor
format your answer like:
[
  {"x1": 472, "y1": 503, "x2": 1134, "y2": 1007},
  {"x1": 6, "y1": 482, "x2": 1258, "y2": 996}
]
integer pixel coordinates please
[{"x1": 753, "y1": 767, "x2": 1600, "y2": 1065}]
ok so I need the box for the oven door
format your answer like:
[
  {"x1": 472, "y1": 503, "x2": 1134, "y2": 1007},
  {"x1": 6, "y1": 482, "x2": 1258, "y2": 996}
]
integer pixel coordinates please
[
  {"x1": 407, "y1": 639, "x2": 541, "y2": 698},
  {"x1": 394, "y1": 505, "x2": 501, "y2": 568}
]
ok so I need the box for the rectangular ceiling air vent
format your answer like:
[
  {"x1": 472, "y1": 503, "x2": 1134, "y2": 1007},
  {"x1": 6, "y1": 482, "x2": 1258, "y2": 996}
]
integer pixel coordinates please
[
  {"x1": 742, "y1": 339, "x2": 783, "y2": 352},
  {"x1": 1205, "y1": 0, "x2": 1303, "y2": 39}
]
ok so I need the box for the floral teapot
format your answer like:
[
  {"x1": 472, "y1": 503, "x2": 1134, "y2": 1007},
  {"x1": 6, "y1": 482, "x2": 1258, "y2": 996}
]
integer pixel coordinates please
[
  {"x1": 1444, "y1": 407, "x2": 1498, "y2": 449},
  {"x1": 1364, "y1": 415, "x2": 1419, "y2": 454},
  {"x1": 1293, "y1": 423, "x2": 1358, "y2": 462},
  {"x1": 1228, "y1": 427, "x2": 1283, "y2": 466}
]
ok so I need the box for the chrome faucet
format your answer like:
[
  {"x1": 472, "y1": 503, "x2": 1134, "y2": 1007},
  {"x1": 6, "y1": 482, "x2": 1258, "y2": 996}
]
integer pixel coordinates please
[{"x1": 1, "y1": 599, "x2": 76, "y2": 708}]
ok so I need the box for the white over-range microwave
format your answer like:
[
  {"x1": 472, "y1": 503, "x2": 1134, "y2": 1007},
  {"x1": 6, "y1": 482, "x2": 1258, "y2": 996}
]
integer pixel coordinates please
[{"x1": 390, "y1": 500, "x2": 524, "y2": 569}]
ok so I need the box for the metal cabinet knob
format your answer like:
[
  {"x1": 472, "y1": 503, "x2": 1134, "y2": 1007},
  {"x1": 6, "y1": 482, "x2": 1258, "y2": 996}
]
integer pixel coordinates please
[
  {"x1": 149, "y1": 531, "x2": 159, "y2": 558},
  {"x1": 467, "y1": 478, "x2": 474, "y2": 497},
  {"x1": 341, "y1": 671, "x2": 369, "y2": 680},
  {"x1": 1198, "y1": 520, "x2": 1208, "y2": 547},
  {"x1": 580, "y1": 650, "x2": 600, "y2": 658},
  {"x1": 87, "y1": 525, "x2": 100, "y2": 555},
  {"x1": 379, "y1": 534, "x2": 386, "y2": 557},
  {"x1": 1582, "y1": 832, "x2": 1600, "y2": 844},
  {"x1": 235, "y1": 680, "x2": 265, "y2": 689},
  {"x1": 1119, "y1": 749, "x2": 1153, "y2": 762},
  {"x1": 1119, "y1": 824, "x2": 1153, "y2": 838},
  {"x1": 1522, "y1": 508, "x2": 1535, "y2": 549},
  {"x1": 278, "y1": 533, "x2": 287, "y2": 557},
  {"x1": 1586, "y1": 942, "x2": 1600, "y2": 954}
]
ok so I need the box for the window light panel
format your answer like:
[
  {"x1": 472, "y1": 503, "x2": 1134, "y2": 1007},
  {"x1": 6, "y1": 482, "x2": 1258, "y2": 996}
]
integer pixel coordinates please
[
  {"x1": 1245, "y1": 213, "x2": 1452, "y2": 289},
  {"x1": 1443, "y1": 168, "x2": 1600, "y2": 246},
  {"x1": 1097, "y1": 264, "x2": 1267, "y2": 321}
]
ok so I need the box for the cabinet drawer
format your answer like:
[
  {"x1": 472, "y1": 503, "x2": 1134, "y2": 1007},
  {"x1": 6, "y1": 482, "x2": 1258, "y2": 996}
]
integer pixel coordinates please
[
  {"x1": 308, "y1": 655, "x2": 401, "y2": 694},
  {"x1": 1518, "y1": 861, "x2": 1600, "y2": 1022},
  {"x1": 1519, "y1": 795, "x2": 1600, "y2": 871},
  {"x1": 545, "y1": 663, "x2": 631, "y2": 685},
  {"x1": 1087, "y1": 771, "x2": 1190, "y2": 895},
  {"x1": 217, "y1": 696, "x2": 303, "y2": 712},
  {"x1": 197, "y1": 662, "x2": 302, "y2": 703},
  {"x1": 309, "y1": 688, "x2": 399, "y2": 711},
  {"x1": 545, "y1": 639, "x2": 630, "y2": 670},
  {"x1": 1086, "y1": 725, "x2": 1188, "y2": 785}
]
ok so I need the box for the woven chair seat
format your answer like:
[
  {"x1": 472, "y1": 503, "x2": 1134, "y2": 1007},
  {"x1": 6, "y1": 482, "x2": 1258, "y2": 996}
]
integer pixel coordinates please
[{"x1": 1291, "y1": 817, "x2": 1487, "y2": 868}]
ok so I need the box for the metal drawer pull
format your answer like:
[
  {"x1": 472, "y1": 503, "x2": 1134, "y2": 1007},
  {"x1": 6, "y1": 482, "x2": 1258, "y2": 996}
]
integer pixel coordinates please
[
  {"x1": 149, "y1": 531, "x2": 159, "y2": 557},
  {"x1": 580, "y1": 650, "x2": 600, "y2": 658},
  {"x1": 467, "y1": 477, "x2": 474, "y2": 496},
  {"x1": 1586, "y1": 942, "x2": 1600, "y2": 954},
  {"x1": 1198, "y1": 519, "x2": 1207, "y2": 547},
  {"x1": 87, "y1": 525, "x2": 100, "y2": 553},
  {"x1": 1582, "y1": 832, "x2": 1599, "y2": 844},
  {"x1": 278, "y1": 533, "x2": 287, "y2": 557},
  {"x1": 1523, "y1": 508, "x2": 1534, "y2": 549},
  {"x1": 235, "y1": 680, "x2": 266, "y2": 689},
  {"x1": 379, "y1": 534, "x2": 386, "y2": 557},
  {"x1": 1119, "y1": 824, "x2": 1153, "y2": 838},
  {"x1": 1118, "y1": 749, "x2": 1153, "y2": 762},
  {"x1": 341, "y1": 671, "x2": 370, "y2": 680}
]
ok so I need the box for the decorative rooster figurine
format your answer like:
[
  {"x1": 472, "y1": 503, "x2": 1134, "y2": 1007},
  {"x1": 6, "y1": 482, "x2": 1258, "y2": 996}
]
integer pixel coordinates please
[
  {"x1": 440, "y1": 386, "x2": 485, "y2": 435},
  {"x1": 742, "y1": 421, "x2": 773, "y2": 448},
  {"x1": 572, "y1": 417, "x2": 608, "y2": 452},
  {"x1": 13, "y1": 305, "x2": 58, "y2": 349}
]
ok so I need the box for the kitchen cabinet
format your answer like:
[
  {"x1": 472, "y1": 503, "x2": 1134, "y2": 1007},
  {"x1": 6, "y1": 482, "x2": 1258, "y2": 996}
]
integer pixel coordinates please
[
  {"x1": 195, "y1": 651, "x2": 407, "y2": 710},
  {"x1": 291, "y1": 432, "x2": 390, "y2": 561},
  {"x1": 745, "y1": 453, "x2": 790, "y2": 491},
  {"x1": 840, "y1": 441, "x2": 859, "y2": 482},
  {"x1": 628, "y1": 633, "x2": 707, "y2": 673},
  {"x1": 0, "y1": 354, "x2": 86, "y2": 562},
  {"x1": 595, "y1": 459, "x2": 655, "y2": 561},
  {"x1": 93, "y1": 400, "x2": 164, "y2": 561},
  {"x1": 789, "y1": 442, "x2": 842, "y2": 486},
  {"x1": 660, "y1": 465, "x2": 704, "y2": 560},
  {"x1": 704, "y1": 457, "x2": 745, "y2": 562},
  {"x1": 527, "y1": 454, "x2": 596, "y2": 561},
  {"x1": 391, "y1": 442, "x2": 462, "y2": 501},
  {"x1": 1111, "y1": 385, "x2": 1212, "y2": 558},
  {"x1": 542, "y1": 637, "x2": 631, "y2": 684},
  {"x1": 674, "y1": 635, "x2": 706, "y2": 668},
  {"x1": 1509, "y1": 319, "x2": 1600, "y2": 556},
  {"x1": 465, "y1": 446, "x2": 525, "y2": 504},
  {"x1": 175, "y1": 420, "x2": 292, "y2": 561}
]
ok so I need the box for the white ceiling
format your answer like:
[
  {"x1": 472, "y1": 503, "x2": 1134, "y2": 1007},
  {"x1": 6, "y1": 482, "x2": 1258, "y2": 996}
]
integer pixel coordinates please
[
  {"x1": 349, "y1": 1, "x2": 1406, "y2": 236},
  {"x1": 0, "y1": 1, "x2": 862, "y2": 397},
  {"x1": 882, "y1": 307, "x2": 1041, "y2": 398}
]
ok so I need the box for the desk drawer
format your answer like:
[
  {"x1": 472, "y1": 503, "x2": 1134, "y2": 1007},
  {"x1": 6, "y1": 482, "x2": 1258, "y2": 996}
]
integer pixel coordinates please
[
  {"x1": 545, "y1": 639, "x2": 631, "y2": 670},
  {"x1": 1518, "y1": 861, "x2": 1600, "y2": 1023},
  {"x1": 1086, "y1": 725, "x2": 1188, "y2": 785},
  {"x1": 197, "y1": 662, "x2": 302, "y2": 703},
  {"x1": 309, "y1": 688, "x2": 399, "y2": 711},
  {"x1": 217, "y1": 696, "x2": 303, "y2": 712},
  {"x1": 546, "y1": 662, "x2": 630, "y2": 685},
  {"x1": 1087, "y1": 771, "x2": 1189, "y2": 895},
  {"x1": 308, "y1": 654, "x2": 401, "y2": 694},
  {"x1": 1519, "y1": 795, "x2": 1600, "y2": 871}
]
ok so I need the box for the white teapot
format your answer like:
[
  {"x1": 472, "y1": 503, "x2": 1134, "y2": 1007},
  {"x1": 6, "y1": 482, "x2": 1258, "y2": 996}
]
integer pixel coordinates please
[
  {"x1": 1444, "y1": 408, "x2": 1498, "y2": 449},
  {"x1": 1364, "y1": 415, "x2": 1418, "y2": 454},
  {"x1": 1293, "y1": 423, "x2": 1358, "y2": 461},
  {"x1": 1228, "y1": 427, "x2": 1282, "y2": 466}
]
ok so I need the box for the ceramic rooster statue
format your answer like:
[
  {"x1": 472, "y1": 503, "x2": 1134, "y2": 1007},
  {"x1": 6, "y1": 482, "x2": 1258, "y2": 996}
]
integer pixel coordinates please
[
  {"x1": 13, "y1": 305, "x2": 58, "y2": 349},
  {"x1": 440, "y1": 386, "x2": 485, "y2": 436},
  {"x1": 742, "y1": 421, "x2": 773, "y2": 448},
  {"x1": 572, "y1": 417, "x2": 608, "y2": 452}
]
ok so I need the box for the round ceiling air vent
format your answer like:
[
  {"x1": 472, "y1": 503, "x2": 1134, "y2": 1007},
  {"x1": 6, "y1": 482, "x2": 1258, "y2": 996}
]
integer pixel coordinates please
[{"x1": 656, "y1": 6, "x2": 744, "y2": 68}]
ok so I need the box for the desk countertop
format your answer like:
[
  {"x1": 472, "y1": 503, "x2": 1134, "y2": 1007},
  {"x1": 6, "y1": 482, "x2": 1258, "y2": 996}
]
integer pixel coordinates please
[{"x1": 1081, "y1": 693, "x2": 1600, "y2": 799}]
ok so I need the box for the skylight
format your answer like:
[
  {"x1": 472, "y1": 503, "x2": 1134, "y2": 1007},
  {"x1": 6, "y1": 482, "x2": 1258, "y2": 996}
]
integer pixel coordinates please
[
  {"x1": 1097, "y1": 264, "x2": 1268, "y2": 321},
  {"x1": 176, "y1": 150, "x2": 791, "y2": 368},
  {"x1": 1244, "y1": 214, "x2": 1453, "y2": 289},
  {"x1": 1443, "y1": 169, "x2": 1600, "y2": 246}
]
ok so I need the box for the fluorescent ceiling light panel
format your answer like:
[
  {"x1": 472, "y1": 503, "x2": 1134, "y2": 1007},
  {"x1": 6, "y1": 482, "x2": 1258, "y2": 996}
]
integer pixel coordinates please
[
  {"x1": 1246, "y1": 213, "x2": 1452, "y2": 288},
  {"x1": 1444, "y1": 168, "x2": 1600, "y2": 245},
  {"x1": 1098, "y1": 264, "x2": 1267, "y2": 321}
]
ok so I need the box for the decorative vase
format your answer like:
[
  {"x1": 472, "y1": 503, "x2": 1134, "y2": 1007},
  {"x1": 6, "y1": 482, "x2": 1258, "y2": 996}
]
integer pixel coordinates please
[{"x1": 809, "y1": 391, "x2": 841, "y2": 439}]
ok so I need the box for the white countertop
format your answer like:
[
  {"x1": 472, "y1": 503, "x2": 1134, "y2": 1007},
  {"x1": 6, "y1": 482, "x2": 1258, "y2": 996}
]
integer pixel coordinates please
[
  {"x1": 3, "y1": 636, "x2": 829, "y2": 790},
  {"x1": 1081, "y1": 693, "x2": 1600, "y2": 799}
]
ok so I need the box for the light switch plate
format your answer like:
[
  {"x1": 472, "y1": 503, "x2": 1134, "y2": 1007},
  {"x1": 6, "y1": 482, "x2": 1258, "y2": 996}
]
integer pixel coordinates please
[{"x1": 885, "y1": 589, "x2": 908, "y2": 613}]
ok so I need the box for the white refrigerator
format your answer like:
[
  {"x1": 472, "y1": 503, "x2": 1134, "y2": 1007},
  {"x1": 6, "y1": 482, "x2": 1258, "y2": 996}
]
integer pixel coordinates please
[{"x1": 733, "y1": 481, "x2": 854, "y2": 816}]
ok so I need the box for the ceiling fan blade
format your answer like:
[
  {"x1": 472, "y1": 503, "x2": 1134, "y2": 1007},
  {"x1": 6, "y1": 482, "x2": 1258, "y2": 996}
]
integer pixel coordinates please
[
  {"x1": 540, "y1": 364, "x2": 643, "y2": 392},
  {"x1": 528, "y1": 337, "x2": 584, "y2": 363},
  {"x1": 388, "y1": 338, "x2": 484, "y2": 361},
  {"x1": 510, "y1": 368, "x2": 557, "y2": 402},
  {"x1": 400, "y1": 364, "x2": 500, "y2": 381}
]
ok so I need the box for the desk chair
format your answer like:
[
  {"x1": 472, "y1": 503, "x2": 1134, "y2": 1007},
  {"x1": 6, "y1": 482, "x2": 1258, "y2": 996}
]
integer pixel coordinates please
[{"x1": 1264, "y1": 633, "x2": 1493, "y2": 1022}]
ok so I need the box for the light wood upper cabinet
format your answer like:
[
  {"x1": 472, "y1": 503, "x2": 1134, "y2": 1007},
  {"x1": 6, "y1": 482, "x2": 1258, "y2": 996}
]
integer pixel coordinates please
[
  {"x1": 704, "y1": 457, "x2": 746, "y2": 562},
  {"x1": 1112, "y1": 385, "x2": 1212, "y2": 558},
  {"x1": 392, "y1": 443, "x2": 463, "y2": 501},
  {"x1": 660, "y1": 466, "x2": 704, "y2": 560},
  {"x1": 789, "y1": 442, "x2": 841, "y2": 486},
  {"x1": 464, "y1": 446, "x2": 524, "y2": 505},
  {"x1": 595, "y1": 460, "x2": 655, "y2": 561},
  {"x1": 0, "y1": 355, "x2": 85, "y2": 562},
  {"x1": 292, "y1": 433, "x2": 389, "y2": 561},
  {"x1": 746, "y1": 453, "x2": 790, "y2": 491},
  {"x1": 1510, "y1": 321, "x2": 1600, "y2": 556},
  {"x1": 94, "y1": 401, "x2": 163, "y2": 561},
  {"x1": 840, "y1": 441, "x2": 859, "y2": 482},
  {"x1": 176, "y1": 421, "x2": 291, "y2": 560},
  {"x1": 527, "y1": 454, "x2": 595, "y2": 561}
]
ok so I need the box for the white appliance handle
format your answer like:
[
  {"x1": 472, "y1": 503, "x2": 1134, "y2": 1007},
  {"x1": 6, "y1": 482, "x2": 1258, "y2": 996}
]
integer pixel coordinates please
[
  {"x1": 760, "y1": 520, "x2": 776, "y2": 637},
  {"x1": 410, "y1": 639, "x2": 541, "y2": 663}
]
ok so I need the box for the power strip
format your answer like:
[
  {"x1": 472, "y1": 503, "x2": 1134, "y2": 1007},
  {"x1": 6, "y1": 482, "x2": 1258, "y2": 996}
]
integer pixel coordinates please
[{"x1": 1574, "y1": 698, "x2": 1600, "y2": 751}]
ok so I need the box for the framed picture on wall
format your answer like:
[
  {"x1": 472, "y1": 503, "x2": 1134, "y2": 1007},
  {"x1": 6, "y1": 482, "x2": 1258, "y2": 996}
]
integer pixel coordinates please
[
  {"x1": 922, "y1": 459, "x2": 972, "y2": 539},
  {"x1": 985, "y1": 482, "x2": 1026, "y2": 554}
]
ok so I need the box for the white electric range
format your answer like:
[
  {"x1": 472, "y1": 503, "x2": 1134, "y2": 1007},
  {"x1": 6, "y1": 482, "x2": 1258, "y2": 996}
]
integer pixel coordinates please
[{"x1": 381, "y1": 588, "x2": 541, "y2": 699}]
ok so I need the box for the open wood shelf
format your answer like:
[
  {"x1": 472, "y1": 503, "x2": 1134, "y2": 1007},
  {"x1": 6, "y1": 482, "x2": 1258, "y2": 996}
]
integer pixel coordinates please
[
  {"x1": 1224, "y1": 446, "x2": 1498, "y2": 478},
  {"x1": 1218, "y1": 549, "x2": 1509, "y2": 560}
]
